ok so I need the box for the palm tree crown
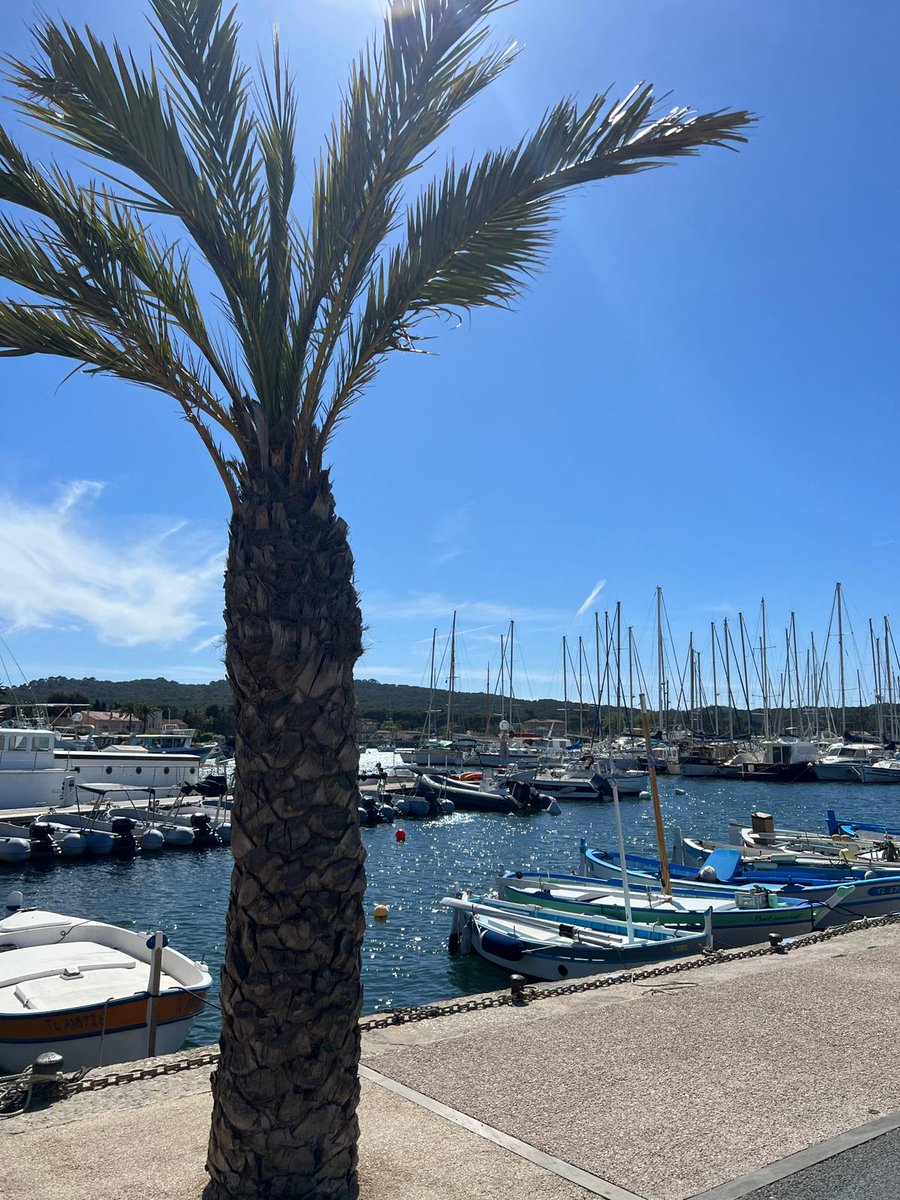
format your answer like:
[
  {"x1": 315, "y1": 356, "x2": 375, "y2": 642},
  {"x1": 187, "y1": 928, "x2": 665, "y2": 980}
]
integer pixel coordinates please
[{"x1": 0, "y1": 0, "x2": 752, "y2": 502}]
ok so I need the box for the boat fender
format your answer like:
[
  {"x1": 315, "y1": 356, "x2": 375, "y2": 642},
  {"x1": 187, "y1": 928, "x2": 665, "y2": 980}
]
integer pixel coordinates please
[
  {"x1": 699, "y1": 865, "x2": 718, "y2": 882},
  {"x1": 4, "y1": 889, "x2": 23, "y2": 913},
  {"x1": 140, "y1": 828, "x2": 165, "y2": 852},
  {"x1": 60, "y1": 832, "x2": 86, "y2": 857}
]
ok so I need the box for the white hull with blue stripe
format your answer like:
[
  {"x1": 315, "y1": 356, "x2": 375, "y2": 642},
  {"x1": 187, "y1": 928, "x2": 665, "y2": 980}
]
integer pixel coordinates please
[
  {"x1": 443, "y1": 894, "x2": 709, "y2": 981},
  {"x1": 579, "y1": 842, "x2": 900, "y2": 922}
]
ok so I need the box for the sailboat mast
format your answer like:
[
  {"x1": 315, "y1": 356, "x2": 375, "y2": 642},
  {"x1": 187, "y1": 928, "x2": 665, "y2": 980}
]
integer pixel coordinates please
[
  {"x1": 739, "y1": 612, "x2": 752, "y2": 737},
  {"x1": 425, "y1": 627, "x2": 437, "y2": 740},
  {"x1": 761, "y1": 598, "x2": 770, "y2": 738},
  {"x1": 836, "y1": 582, "x2": 846, "y2": 735},
  {"x1": 715, "y1": 624, "x2": 724, "y2": 734},
  {"x1": 688, "y1": 632, "x2": 695, "y2": 733},
  {"x1": 790, "y1": 613, "x2": 803, "y2": 737},
  {"x1": 501, "y1": 633, "x2": 508, "y2": 724},
  {"x1": 627, "y1": 627, "x2": 634, "y2": 737},
  {"x1": 446, "y1": 610, "x2": 456, "y2": 738},
  {"x1": 578, "y1": 636, "x2": 585, "y2": 738},
  {"x1": 562, "y1": 635, "x2": 569, "y2": 739},
  {"x1": 508, "y1": 619, "x2": 515, "y2": 727},
  {"x1": 870, "y1": 618, "x2": 882, "y2": 741},
  {"x1": 607, "y1": 609, "x2": 614, "y2": 739},
  {"x1": 724, "y1": 618, "x2": 734, "y2": 740},
  {"x1": 656, "y1": 586, "x2": 666, "y2": 738},
  {"x1": 615, "y1": 601, "x2": 623, "y2": 736},
  {"x1": 594, "y1": 611, "x2": 602, "y2": 743},
  {"x1": 886, "y1": 617, "x2": 896, "y2": 741}
]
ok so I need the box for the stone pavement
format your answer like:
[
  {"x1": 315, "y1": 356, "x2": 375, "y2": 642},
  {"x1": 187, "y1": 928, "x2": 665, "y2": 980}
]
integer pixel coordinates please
[{"x1": 2, "y1": 920, "x2": 900, "y2": 1199}]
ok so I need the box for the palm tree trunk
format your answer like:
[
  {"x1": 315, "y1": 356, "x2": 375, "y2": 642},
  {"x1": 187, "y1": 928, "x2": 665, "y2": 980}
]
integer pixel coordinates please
[{"x1": 205, "y1": 471, "x2": 366, "y2": 1200}]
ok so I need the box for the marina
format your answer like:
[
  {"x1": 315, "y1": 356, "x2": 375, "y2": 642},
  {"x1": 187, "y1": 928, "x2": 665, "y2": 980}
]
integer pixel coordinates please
[{"x1": 2, "y1": 753, "x2": 900, "y2": 1047}]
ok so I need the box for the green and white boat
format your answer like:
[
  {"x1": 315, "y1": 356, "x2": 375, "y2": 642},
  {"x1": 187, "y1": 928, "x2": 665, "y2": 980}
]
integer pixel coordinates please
[{"x1": 495, "y1": 869, "x2": 853, "y2": 950}]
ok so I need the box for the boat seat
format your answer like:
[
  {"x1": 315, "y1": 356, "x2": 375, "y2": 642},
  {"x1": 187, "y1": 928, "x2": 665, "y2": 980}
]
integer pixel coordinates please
[{"x1": 0, "y1": 942, "x2": 136, "y2": 993}]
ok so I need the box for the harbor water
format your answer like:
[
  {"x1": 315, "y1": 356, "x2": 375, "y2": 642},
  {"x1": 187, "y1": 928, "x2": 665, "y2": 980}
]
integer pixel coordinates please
[{"x1": 3, "y1": 752, "x2": 899, "y2": 1048}]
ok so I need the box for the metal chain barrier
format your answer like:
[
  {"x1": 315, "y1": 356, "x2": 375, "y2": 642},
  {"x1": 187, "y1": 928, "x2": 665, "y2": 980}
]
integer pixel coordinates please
[{"x1": 40, "y1": 908, "x2": 900, "y2": 1102}]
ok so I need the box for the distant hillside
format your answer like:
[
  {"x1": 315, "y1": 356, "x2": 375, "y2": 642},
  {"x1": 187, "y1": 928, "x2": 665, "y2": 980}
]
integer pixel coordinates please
[
  {"x1": 4, "y1": 675, "x2": 882, "y2": 739},
  {"x1": 13, "y1": 676, "x2": 233, "y2": 711},
  {"x1": 11, "y1": 674, "x2": 569, "y2": 730}
]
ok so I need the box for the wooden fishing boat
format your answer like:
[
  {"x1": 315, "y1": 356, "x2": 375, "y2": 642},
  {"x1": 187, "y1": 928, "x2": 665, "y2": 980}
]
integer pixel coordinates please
[
  {"x1": 495, "y1": 869, "x2": 853, "y2": 949},
  {"x1": 578, "y1": 841, "x2": 900, "y2": 920},
  {"x1": 0, "y1": 895, "x2": 211, "y2": 1073},
  {"x1": 443, "y1": 894, "x2": 710, "y2": 980}
]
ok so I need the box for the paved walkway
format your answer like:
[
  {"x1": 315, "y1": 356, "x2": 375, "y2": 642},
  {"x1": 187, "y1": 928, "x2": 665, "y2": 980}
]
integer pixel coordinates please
[{"x1": 2, "y1": 921, "x2": 899, "y2": 1199}]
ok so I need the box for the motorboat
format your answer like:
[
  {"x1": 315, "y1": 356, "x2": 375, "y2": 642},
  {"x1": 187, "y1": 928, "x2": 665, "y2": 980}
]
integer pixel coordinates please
[
  {"x1": 0, "y1": 892, "x2": 211, "y2": 1073},
  {"x1": 721, "y1": 736, "x2": 818, "y2": 783},
  {"x1": 852, "y1": 757, "x2": 900, "y2": 784},
  {"x1": 810, "y1": 742, "x2": 886, "y2": 782}
]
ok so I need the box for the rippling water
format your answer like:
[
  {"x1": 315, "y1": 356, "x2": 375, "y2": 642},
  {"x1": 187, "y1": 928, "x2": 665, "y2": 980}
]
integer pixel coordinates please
[{"x1": 3, "y1": 753, "x2": 898, "y2": 1047}]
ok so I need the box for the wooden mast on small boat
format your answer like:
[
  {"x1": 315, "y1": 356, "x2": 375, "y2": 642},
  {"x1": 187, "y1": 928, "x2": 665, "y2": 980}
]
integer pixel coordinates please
[{"x1": 640, "y1": 693, "x2": 671, "y2": 895}]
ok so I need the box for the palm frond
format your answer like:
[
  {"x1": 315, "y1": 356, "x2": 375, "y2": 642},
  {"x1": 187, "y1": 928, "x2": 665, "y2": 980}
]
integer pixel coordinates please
[
  {"x1": 296, "y1": 0, "x2": 519, "y2": 445},
  {"x1": 5, "y1": 11, "x2": 277, "y2": 415},
  {"x1": 0, "y1": 128, "x2": 245, "y2": 434},
  {"x1": 317, "y1": 90, "x2": 754, "y2": 451}
]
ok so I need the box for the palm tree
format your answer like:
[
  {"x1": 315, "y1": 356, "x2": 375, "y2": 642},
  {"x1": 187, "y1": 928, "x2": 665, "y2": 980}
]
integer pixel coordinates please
[
  {"x1": 120, "y1": 700, "x2": 140, "y2": 733},
  {"x1": 0, "y1": 2, "x2": 752, "y2": 1195}
]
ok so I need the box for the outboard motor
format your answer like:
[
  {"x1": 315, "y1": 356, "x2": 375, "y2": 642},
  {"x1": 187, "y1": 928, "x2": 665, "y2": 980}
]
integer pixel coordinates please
[
  {"x1": 506, "y1": 779, "x2": 537, "y2": 809},
  {"x1": 110, "y1": 816, "x2": 138, "y2": 858},
  {"x1": 29, "y1": 823, "x2": 60, "y2": 862},
  {"x1": 195, "y1": 773, "x2": 228, "y2": 798},
  {"x1": 190, "y1": 811, "x2": 221, "y2": 848}
]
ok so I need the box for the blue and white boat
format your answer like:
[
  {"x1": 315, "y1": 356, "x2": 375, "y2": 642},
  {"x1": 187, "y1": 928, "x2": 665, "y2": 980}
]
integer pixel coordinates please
[
  {"x1": 443, "y1": 893, "x2": 710, "y2": 981},
  {"x1": 579, "y1": 842, "x2": 900, "y2": 921}
]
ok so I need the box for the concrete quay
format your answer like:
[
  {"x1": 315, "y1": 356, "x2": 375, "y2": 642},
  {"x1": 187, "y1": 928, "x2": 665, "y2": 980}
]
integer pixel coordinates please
[{"x1": 2, "y1": 920, "x2": 899, "y2": 1200}]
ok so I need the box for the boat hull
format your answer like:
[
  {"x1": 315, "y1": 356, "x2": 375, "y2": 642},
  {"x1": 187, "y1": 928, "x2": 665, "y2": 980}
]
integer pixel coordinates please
[
  {"x1": 0, "y1": 990, "x2": 205, "y2": 1073},
  {"x1": 580, "y1": 847, "x2": 900, "y2": 921},
  {"x1": 497, "y1": 879, "x2": 828, "y2": 950}
]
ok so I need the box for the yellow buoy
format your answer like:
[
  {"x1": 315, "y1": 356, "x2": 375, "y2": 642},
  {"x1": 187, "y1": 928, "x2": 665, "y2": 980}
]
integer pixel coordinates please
[{"x1": 373, "y1": 904, "x2": 389, "y2": 920}]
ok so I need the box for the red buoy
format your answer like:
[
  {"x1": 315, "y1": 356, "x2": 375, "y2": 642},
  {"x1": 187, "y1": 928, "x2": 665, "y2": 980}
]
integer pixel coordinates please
[{"x1": 395, "y1": 828, "x2": 406, "y2": 843}]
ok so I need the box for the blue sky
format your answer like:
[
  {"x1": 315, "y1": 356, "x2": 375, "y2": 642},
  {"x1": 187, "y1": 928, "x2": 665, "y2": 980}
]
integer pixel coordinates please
[{"x1": 0, "y1": 0, "x2": 897, "y2": 712}]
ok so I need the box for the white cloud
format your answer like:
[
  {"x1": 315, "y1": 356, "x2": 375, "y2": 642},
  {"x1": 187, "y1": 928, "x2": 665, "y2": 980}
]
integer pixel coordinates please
[
  {"x1": 575, "y1": 579, "x2": 606, "y2": 620},
  {"x1": 0, "y1": 482, "x2": 224, "y2": 647}
]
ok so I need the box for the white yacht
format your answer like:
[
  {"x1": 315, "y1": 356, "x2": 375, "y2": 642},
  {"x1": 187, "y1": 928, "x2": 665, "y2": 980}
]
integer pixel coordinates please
[
  {"x1": 0, "y1": 724, "x2": 201, "y2": 810},
  {"x1": 810, "y1": 742, "x2": 885, "y2": 782}
]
